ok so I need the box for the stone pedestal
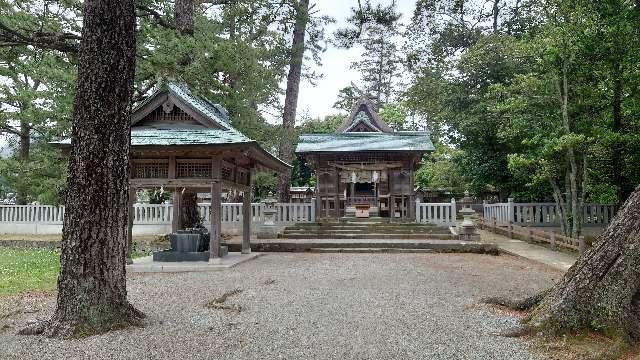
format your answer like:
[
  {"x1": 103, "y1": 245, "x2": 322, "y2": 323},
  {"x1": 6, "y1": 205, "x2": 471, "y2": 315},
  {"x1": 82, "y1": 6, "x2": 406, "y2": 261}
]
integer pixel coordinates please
[
  {"x1": 257, "y1": 194, "x2": 279, "y2": 239},
  {"x1": 457, "y1": 191, "x2": 480, "y2": 241}
]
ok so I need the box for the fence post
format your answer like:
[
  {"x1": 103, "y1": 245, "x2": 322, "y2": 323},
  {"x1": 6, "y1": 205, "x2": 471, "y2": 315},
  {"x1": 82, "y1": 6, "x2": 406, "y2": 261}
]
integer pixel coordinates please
[
  {"x1": 451, "y1": 198, "x2": 456, "y2": 225},
  {"x1": 415, "y1": 199, "x2": 420, "y2": 223},
  {"x1": 310, "y1": 198, "x2": 316, "y2": 223},
  {"x1": 507, "y1": 198, "x2": 514, "y2": 223},
  {"x1": 508, "y1": 222, "x2": 513, "y2": 238}
]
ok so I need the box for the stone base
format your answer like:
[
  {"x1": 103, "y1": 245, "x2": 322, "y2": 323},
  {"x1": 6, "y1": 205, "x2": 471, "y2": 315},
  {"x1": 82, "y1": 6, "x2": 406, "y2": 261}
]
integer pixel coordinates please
[
  {"x1": 152, "y1": 246, "x2": 228, "y2": 262},
  {"x1": 257, "y1": 225, "x2": 279, "y2": 239}
]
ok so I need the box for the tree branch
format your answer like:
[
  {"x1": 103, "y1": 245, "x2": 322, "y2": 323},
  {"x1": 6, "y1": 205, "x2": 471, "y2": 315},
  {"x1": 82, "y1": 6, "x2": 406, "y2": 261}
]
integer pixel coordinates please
[
  {"x1": 0, "y1": 20, "x2": 79, "y2": 53},
  {"x1": 136, "y1": 4, "x2": 175, "y2": 30}
]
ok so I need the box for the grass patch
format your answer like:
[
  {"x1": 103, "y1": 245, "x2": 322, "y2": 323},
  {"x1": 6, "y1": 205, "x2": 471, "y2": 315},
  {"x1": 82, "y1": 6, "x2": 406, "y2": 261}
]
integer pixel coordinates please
[{"x1": 0, "y1": 247, "x2": 60, "y2": 296}]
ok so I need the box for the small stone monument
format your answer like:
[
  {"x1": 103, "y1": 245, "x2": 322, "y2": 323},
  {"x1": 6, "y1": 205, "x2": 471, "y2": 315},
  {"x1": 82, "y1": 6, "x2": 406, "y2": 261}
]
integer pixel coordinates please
[
  {"x1": 458, "y1": 191, "x2": 480, "y2": 241},
  {"x1": 257, "y1": 192, "x2": 279, "y2": 239}
]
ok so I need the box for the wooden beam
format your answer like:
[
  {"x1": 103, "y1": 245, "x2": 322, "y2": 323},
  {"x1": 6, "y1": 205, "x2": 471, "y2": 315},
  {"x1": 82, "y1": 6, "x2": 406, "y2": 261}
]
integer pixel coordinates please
[
  {"x1": 171, "y1": 188, "x2": 181, "y2": 233},
  {"x1": 209, "y1": 156, "x2": 222, "y2": 259},
  {"x1": 242, "y1": 167, "x2": 254, "y2": 254}
]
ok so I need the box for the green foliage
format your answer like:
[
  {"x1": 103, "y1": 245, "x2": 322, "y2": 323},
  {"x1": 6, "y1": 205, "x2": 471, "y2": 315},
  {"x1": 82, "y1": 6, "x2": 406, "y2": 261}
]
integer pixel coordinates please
[
  {"x1": 139, "y1": 188, "x2": 172, "y2": 204},
  {"x1": 0, "y1": 247, "x2": 60, "y2": 295},
  {"x1": 0, "y1": 143, "x2": 67, "y2": 204},
  {"x1": 252, "y1": 171, "x2": 277, "y2": 201},
  {"x1": 415, "y1": 144, "x2": 468, "y2": 193}
]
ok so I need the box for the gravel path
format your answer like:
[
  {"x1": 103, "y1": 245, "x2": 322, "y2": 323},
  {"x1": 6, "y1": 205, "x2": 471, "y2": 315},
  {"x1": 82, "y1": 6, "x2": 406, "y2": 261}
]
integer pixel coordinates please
[{"x1": 0, "y1": 253, "x2": 561, "y2": 360}]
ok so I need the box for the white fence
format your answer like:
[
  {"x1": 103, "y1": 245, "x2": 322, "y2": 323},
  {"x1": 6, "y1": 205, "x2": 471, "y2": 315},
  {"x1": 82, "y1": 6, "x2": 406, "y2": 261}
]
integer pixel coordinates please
[
  {"x1": 416, "y1": 199, "x2": 457, "y2": 226},
  {"x1": 483, "y1": 199, "x2": 616, "y2": 227},
  {"x1": 0, "y1": 202, "x2": 315, "y2": 235}
]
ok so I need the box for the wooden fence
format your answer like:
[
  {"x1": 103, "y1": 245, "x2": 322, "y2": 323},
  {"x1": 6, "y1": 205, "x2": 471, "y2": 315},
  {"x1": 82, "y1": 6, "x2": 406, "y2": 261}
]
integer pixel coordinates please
[
  {"x1": 0, "y1": 202, "x2": 315, "y2": 235},
  {"x1": 480, "y1": 218, "x2": 581, "y2": 252},
  {"x1": 416, "y1": 199, "x2": 457, "y2": 226},
  {"x1": 483, "y1": 199, "x2": 616, "y2": 227}
]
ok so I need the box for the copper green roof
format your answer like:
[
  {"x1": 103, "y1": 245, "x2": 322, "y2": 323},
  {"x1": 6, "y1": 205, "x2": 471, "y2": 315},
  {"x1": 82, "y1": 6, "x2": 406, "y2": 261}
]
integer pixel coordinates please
[{"x1": 296, "y1": 132, "x2": 435, "y2": 153}]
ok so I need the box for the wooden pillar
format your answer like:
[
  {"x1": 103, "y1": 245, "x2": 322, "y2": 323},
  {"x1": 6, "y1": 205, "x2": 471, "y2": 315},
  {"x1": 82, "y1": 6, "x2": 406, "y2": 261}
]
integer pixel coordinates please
[
  {"x1": 171, "y1": 188, "x2": 181, "y2": 233},
  {"x1": 242, "y1": 168, "x2": 254, "y2": 254},
  {"x1": 210, "y1": 156, "x2": 222, "y2": 259},
  {"x1": 334, "y1": 168, "x2": 340, "y2": 218},
  {"x1": 127, "y1": 186, "x2": 136, "y2": 263}
]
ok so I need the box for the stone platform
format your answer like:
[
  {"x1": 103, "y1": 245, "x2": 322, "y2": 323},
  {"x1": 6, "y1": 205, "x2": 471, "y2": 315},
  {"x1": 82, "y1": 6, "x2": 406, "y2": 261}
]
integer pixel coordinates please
[
  {"x1": 224, "y1": 239, "x2": 499, "y2": 255},
  {"x1": 127, "y1": 252, "x2": 262, "y2": 273}
]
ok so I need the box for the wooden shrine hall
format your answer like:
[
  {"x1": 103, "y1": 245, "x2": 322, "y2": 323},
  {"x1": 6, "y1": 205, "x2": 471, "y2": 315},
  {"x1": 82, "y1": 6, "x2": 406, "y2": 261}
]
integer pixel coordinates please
[
  {"x1": 57, "y1": 83, "x2": 289, "y2": 259},
  {"x1": 296, "y1": 96, "x2": 434, "y2": 220}
]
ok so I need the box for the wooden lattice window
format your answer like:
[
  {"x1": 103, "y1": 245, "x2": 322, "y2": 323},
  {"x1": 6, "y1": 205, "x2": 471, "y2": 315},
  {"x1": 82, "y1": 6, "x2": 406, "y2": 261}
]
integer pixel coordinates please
[
  {"x1": 177, "y1": 159, "x2": 211, "y2": 178},
  {"x1": 132, "y1": 160, "x2": 169, "y2": 178},
  {"x1": 221, "y1": 166, "x2": 232, "y2": 181}
]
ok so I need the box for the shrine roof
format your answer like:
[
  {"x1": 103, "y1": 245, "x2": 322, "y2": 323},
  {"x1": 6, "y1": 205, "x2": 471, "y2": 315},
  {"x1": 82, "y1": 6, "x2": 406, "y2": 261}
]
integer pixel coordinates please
[{"x1": 295, "y1": 132, "x2": 435, "y2": 153}]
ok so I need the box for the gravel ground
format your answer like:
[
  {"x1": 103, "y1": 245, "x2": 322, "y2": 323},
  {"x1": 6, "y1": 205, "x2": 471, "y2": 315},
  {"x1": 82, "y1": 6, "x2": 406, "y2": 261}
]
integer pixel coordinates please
[{"x1": 0, "y1": 253, "x2": 561, "y2": 360}]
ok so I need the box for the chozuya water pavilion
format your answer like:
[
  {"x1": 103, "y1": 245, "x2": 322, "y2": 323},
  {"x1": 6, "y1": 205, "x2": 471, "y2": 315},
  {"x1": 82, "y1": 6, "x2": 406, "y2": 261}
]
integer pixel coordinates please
[
  {"x1": 57, "y1": 83, "x2": 289, "y2": 259},
  {"x1": 296, "y1": 96, "x2": 434, "y2": 220}
]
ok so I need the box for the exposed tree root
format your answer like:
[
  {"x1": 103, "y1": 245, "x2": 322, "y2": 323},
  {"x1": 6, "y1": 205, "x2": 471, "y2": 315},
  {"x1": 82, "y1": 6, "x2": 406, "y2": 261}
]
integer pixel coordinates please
[
  {"x1": 205, "y1": 289, "x2": 243, "y2": 312},
  {"x1": 18, "y1": 302, "x2": 145, "y2": 339},
  {"x1": 483, "y1": 290, "x2": 550, "y2": 311}
]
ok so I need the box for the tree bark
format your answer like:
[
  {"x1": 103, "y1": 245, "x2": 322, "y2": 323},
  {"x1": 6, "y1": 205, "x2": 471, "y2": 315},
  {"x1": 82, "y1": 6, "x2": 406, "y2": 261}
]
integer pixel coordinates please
[
  {"x1": 175, "y1": 0, "x2": 194, "y2": 35},
  {"x1": 277, "y1": 0, "x2": 310, "y2": 202},
  {"x1": 19, "y1": 0, "x2": 143, "y2": 338},
  {"x1": 524, "y1": 186, "x2": 640, "y2": 339},
  {"x1": 180, "y1": 190, "x2": 200, "y2": 228}
]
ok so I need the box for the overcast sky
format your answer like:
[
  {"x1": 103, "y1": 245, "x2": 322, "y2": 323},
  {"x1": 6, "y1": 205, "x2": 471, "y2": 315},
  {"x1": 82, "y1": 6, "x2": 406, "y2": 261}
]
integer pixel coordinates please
[{"x1": 293, "y1": 0, "x2": 415, "y2": 123}]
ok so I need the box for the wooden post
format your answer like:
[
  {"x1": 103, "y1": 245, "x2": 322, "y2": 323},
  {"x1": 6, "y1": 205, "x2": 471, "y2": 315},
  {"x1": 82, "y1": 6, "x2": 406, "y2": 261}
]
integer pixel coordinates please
[
  {"x1": 335, "y1": 168, "x2": 340, "y2": 218},
  {"x1": 528, "y1": 228, "x2": 533, "y2": 242},
  {"x1": 127, "y1": 186, "x2": 136, "y2": 264},
  {"x1": 171, "y1": 188, "x2": 181, "y2": 233},
  {"x1": 390, "y1": 196, "x2": 396, "y2": 221},
  {"x1": 508, "y1": 222, "x2": 513, "y2": 239},
  {"x1": 210, "y1": 157, "x2": 222, "y2": 259},
  {"x1": 550, "y1": 231, "x2": 557, "y2": 249},
  {"x1": 242, "y1": 168, "x2": 254, "y2": 254}
]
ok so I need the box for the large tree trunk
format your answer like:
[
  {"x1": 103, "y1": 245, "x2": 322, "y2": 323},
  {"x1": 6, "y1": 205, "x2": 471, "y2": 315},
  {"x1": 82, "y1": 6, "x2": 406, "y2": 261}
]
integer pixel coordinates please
[
  {"x1": 524, "y1": 186, "x2": 640, "y2": 339},
  {"x1": 20, "y1": 0, "x2": 143, "y2": 338},
  {"x1": 277, "y1": 0, "x2": 310, "y2": 202},
  {"x1": 175, "y1": 0, "x2": 194, "y2": 35},
  {"x1": 180, "y1": 190, "x2": 200, "y2": 228}
]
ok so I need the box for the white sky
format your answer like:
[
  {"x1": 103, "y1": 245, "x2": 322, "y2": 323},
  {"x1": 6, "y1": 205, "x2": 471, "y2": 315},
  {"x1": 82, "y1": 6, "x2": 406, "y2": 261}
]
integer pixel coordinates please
[
  {"x1": 293, "y1": 0, "x2": 415, "y2": 123},
  {"x1": 0, "y1": 0, "x2": 415, "y2": 154}
]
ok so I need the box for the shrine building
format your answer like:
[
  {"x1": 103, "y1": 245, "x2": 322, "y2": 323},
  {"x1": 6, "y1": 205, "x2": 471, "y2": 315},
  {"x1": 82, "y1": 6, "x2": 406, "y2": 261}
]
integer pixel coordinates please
[{"x1": 295, "y1": 97, "x2": 434, "y2": 220}]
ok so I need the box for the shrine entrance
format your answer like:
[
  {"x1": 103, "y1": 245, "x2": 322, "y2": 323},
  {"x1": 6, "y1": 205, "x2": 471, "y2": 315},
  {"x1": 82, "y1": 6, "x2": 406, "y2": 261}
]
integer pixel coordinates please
[{"x1": 296, "y1": 95, "x2": 435, "y2": 221}]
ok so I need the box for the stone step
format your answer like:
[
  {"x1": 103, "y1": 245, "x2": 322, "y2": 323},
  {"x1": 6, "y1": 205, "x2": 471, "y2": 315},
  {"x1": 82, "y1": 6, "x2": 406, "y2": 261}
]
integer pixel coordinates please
[
  {"x1": 307, "y1": 248, "x2": 437, "y2": 254},
  {"x1": 279, "y1": 231, "x2": 452, "y2": 239},
  {"x1": 223, "y1": 241, "x2": 498, "y2": 254},
  {"x1": 278, "y1": 233, "x2": 456, "y2": 240}
]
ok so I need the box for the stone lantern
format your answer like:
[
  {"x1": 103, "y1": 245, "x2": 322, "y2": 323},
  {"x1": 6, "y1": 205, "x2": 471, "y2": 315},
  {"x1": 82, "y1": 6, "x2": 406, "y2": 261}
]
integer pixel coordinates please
[
  {"x1": 257, "y1": 192, "x2": 279, "y2": 239},
  {"x1": 458, "y1": 191, "x2": 479, "y2": 241}
]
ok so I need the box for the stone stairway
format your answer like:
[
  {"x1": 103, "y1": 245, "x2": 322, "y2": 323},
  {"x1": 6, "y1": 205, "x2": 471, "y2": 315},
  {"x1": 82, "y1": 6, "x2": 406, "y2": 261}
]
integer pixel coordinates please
[{"x1": 278, "y1": 218, "x2": 456, "y2": 240}]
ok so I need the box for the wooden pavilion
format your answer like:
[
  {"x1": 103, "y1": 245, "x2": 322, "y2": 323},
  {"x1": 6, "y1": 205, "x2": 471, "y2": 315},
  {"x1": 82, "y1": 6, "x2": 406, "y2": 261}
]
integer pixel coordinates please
[
  {"x1": 57, "y1": 83, "x2": 289, "y2": 259},
  {"x1": 296, "y1": 97, "x2": 434, "y2": 220}
]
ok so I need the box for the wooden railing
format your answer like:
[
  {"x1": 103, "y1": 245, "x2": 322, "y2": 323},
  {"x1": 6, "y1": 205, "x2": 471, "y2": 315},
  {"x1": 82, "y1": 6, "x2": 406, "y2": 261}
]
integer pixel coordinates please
[
  {"x1": 0, "y1": 202, "x2": 315, "y2": 226},
  {"x1": 415, "y1": 199, "x2": 457, "y2": 225},
  {"x1": 0, "y1": 205, "x2": 65, "y2": 223},
  {"x1": 483, "y1": 199, "x2": 616, "y2": 227},
  {"x1": 480, "y1": 218, "x2": 581, "y2": 251}
]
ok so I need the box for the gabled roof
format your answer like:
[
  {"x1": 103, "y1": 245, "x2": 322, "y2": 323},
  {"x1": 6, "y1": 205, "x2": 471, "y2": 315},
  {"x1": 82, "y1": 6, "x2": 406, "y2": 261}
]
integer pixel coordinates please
[
  {"x1": 52, "y1": 83, "x2": 290, "y2": 171},
  {"x1": 337, "y1": 96, "x2": 393, "y2": 133},
  {"x1": 296, "y1": 132, "x2": 435, "y2": 153},
  {"x1": 131, "y1": 83, "x2": 234, "y2": 131}
]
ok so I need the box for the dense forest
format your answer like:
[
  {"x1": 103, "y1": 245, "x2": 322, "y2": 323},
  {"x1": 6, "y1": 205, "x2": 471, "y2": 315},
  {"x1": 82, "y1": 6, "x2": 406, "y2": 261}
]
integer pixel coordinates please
[{"x1": 1, "y1": 0, "x2": 638, "y2": 209}]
